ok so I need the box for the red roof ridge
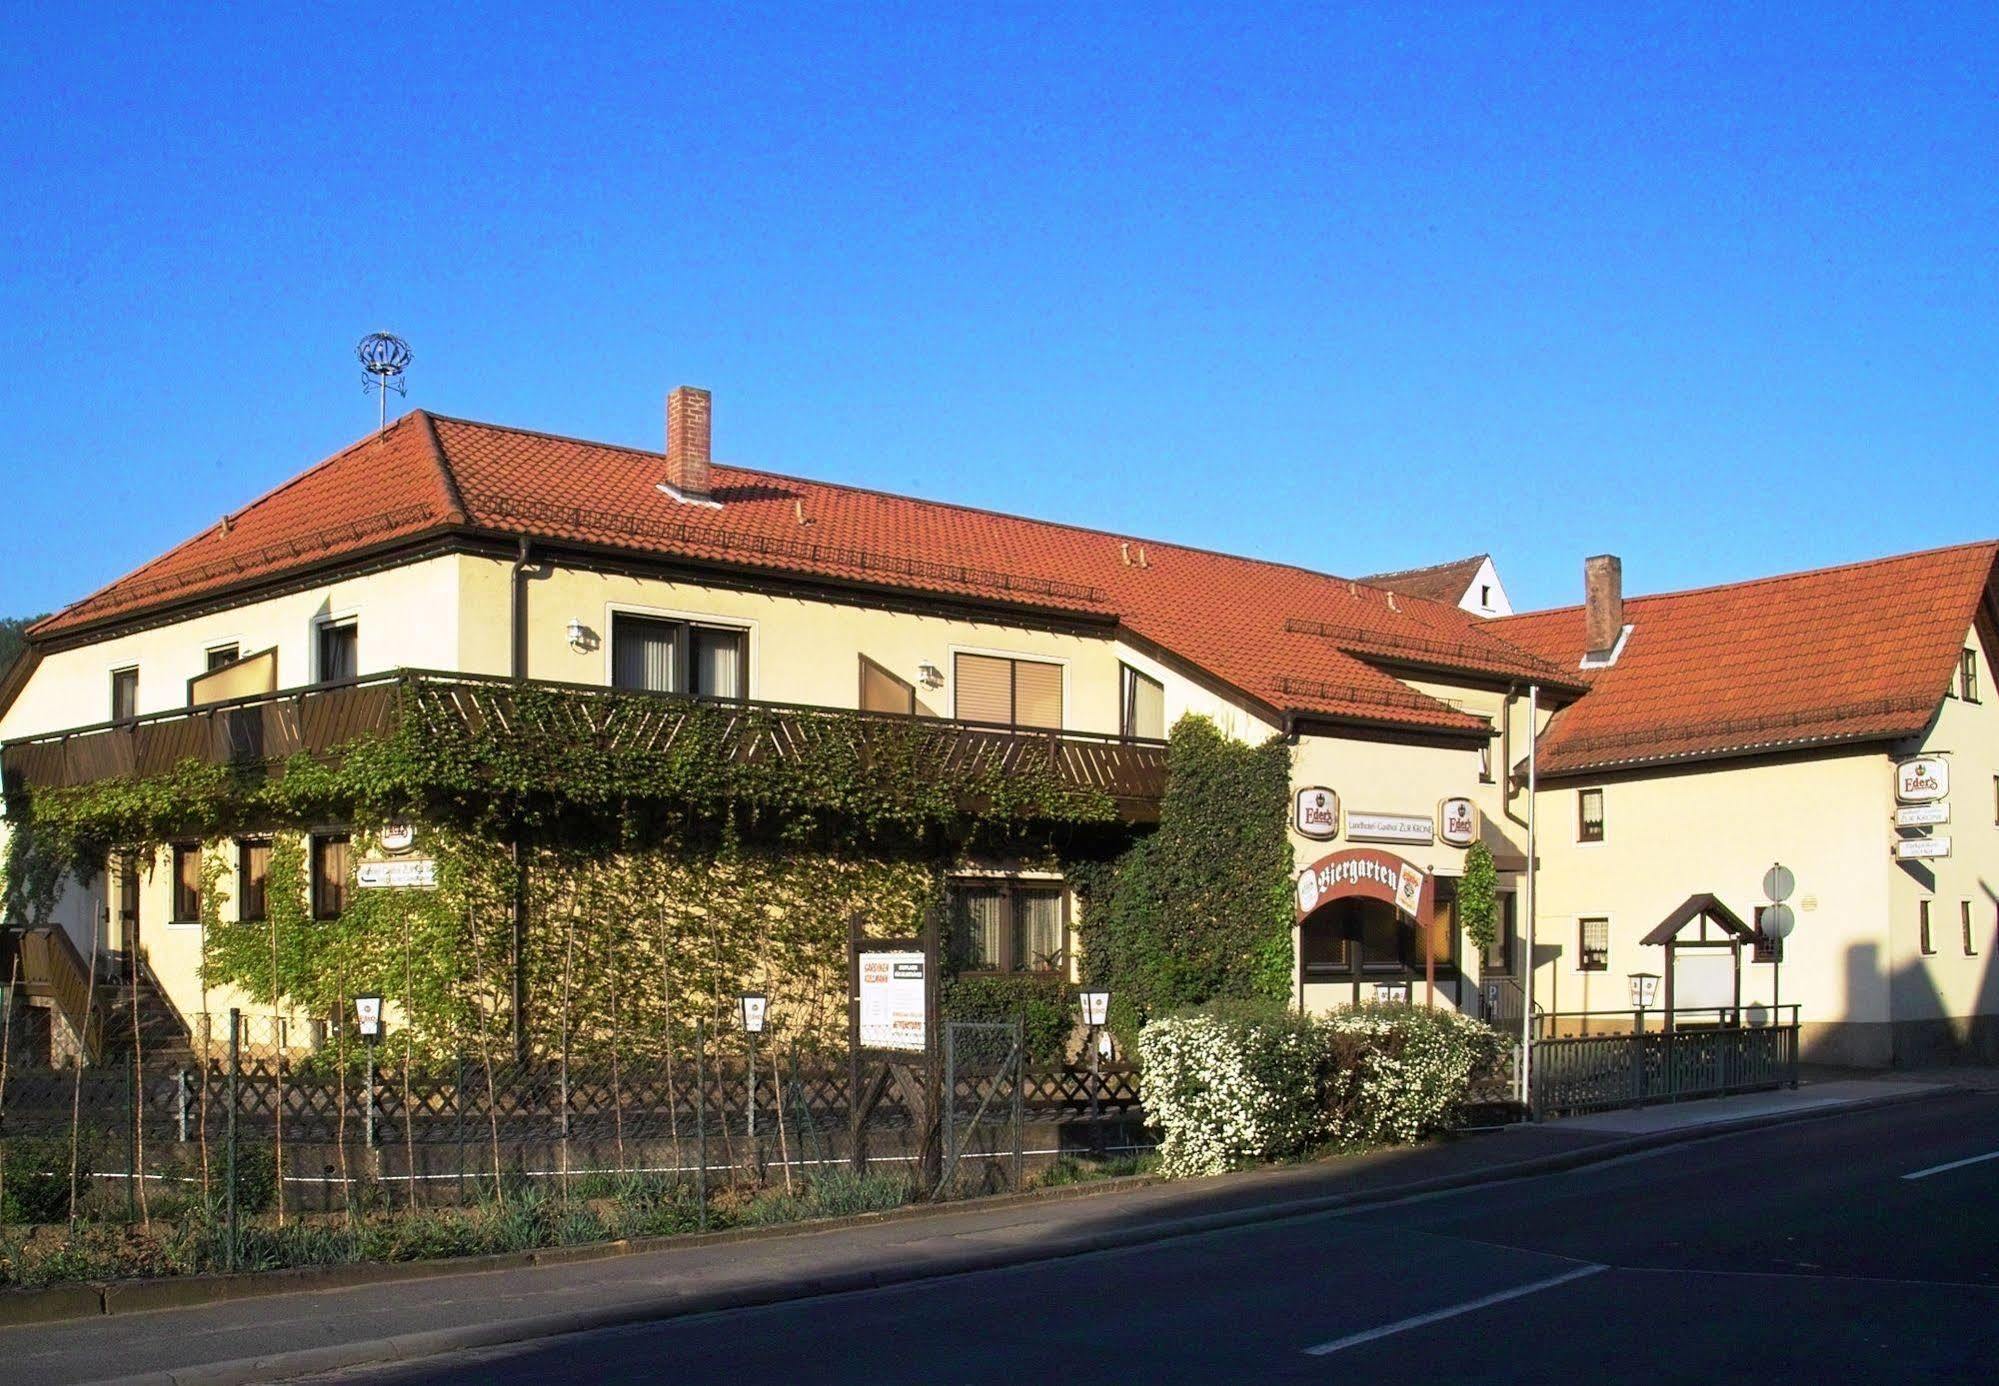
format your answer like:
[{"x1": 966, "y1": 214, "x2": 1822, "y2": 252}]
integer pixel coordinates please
[
  {"x1": 1361, "y1": 553, "x2": 1490, "y2": 584},
  {"x1": 414, "y1": 411, "x2": 468, "y2": 524},
  {"x1": 426, "y1": 412, "x2": 1479, "y2": 610},
  {"x1": 1501, "y1": 538, "x2": 1999, "y2": 622}
]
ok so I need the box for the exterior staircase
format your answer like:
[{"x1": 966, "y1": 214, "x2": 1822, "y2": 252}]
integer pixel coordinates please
[{"x1": 98, "y1": 953, "x2": 195, "y2": 1063}]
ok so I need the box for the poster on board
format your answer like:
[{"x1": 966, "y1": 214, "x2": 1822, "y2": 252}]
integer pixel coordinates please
[{"x1": 858, "y1": 950, "x2": 927, "y2": 1052}]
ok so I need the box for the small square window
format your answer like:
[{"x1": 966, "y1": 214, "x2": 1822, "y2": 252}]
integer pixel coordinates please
[
  {"x1": 1920, "y1": 899, "x2": 1935, "y2": 956},
  {"x1": 206, "y1": 644, "x2": 240, "y2": 672},
  {"x1": 1578, "y1": 788, "x2": 1605, "y2": 843},
  {"x1": 1579, "y1": 918, "x2": 1609, "y2": 971},
  {"x1": 312, "y1": 834, "x2": 350, "y2": 920},
  {"x1": 111, "y1": 667, "x2": 139, "y2": 723}
]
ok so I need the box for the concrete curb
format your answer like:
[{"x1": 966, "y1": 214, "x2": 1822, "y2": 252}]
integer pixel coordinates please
[{"x1": 62, "y1": 1083, "x2": 1948, "y2": 1386}]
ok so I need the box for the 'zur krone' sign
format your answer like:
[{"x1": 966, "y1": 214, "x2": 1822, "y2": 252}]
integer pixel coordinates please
[{"x1": 1896, "y1": 756, "x2": 1949, "y2": 804}]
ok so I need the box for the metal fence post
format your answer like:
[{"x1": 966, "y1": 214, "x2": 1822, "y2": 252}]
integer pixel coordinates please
[
  {"x1": 1010, "y1": 1015, "x2": 1024, "y2": 1192},
  {"x1": 125, "y1": 1041, "x2": 138, "y2": 1221},
  {"x1": 225, "y1": 1008, "x2": 240, "y2": 1272},
  {"x1": 941, "y1": 1022, "x2": 956, "y2": 1196},
  {"x1": 694, "y1": 1019, "x2": 707, "y2": 1231}
]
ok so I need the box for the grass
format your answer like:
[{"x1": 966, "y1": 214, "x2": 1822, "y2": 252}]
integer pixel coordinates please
[{"x1": 1032, "y1": 1149, "x2": 1160, "y2": 1188}]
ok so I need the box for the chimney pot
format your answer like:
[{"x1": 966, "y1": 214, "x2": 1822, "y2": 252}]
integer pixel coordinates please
[
  {"x1": 665, "y1": 386, "x2": 713, "y2": 501},
  {"x1": 1584, "y1": 554, "x2": 1623, "y2": 655}
]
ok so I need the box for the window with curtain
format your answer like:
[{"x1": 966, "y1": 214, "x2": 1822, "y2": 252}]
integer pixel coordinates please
[
  {"x1": 611, "y1": 614, "x2": 746, "y2": 698},
  {"x1": 1120, "y1": 664, "x2": 1165, "y2": 739},
  {"x1": 172, "y1": 844, "x2": 201, "y2": 925},
  {"x1": 1578, "y1": 788, "x2": 1605, "y2": 843},
  {"x1": 947, "y1": 879, "x2": 1066, "y2": 972},
  {"x1": 111, "y1": 667, "x2": 138, "y2": 722},
  {"x1": 313, "y1": 834, "x2": 350, "y2": 921},
  {"x1": 239, "y1": 840, "x2": 271, "y2": 923},
  {"x1": 317, "y1": 621, "x2": 358, "y2": 683},
  {"x1": 953, "y1": 653, "x2": 1063, "y2": 729},
  {"x1": 206, "y1": 644, "x2": 240, "y2": 672},
  {"x1": 1579, "y1": 917, "x2": 1609, "y2": 971}
]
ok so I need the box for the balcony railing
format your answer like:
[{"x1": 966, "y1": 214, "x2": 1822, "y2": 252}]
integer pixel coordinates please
[{"x1": 1, "y1": 669, "x2": 1168, "y2": 822}]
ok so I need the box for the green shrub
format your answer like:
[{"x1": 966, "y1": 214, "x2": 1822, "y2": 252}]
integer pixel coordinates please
[
  {"x1": 806, "y1": 1169, "x2": 910, "y2": 1217},
  {"x1": 2, "y1": 1136, "x2": 89, "y2": 1225},
  {"x1": 226, "y1": 1145, "x2": 278, "y2": 1217},
  {"x1": 1320, "y1": 1005, "x2": 1505, "y2": 1144},
  {"x1": 1137, "y1": 1005, "x2": 1328, "y2": 1176},
  {"x1": 939, "y1": 972, "x2": 1073, "y2": 1066}
]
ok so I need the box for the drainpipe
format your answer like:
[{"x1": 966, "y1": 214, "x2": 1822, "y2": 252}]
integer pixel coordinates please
[
  {"x1": 1520, "y1": 683, "x2": 1539, "y2": 1113},
  {"x1": 509, "y1": 536, "x2": 531, "y2": 1057}
]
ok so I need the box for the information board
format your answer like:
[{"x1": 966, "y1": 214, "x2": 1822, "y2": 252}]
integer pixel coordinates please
[{"x1": 858, "y1": 949, "x2": 927, "y2": 1053}]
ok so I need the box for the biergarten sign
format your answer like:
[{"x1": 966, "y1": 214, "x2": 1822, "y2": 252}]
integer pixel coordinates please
[
  {"x1": 1294, "y1": 786, "x2": 1340, "y2": 840},
  {"x1": 1294, "y1": 847, "x2": 1434, "y2": 923}
]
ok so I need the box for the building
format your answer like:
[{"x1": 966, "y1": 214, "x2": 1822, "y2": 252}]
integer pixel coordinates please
[{"x1": 1, "y1": 388, "x2": 1993, "y2": 1066}]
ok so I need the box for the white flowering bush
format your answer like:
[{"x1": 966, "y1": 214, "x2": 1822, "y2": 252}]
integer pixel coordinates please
[
  {"x1": 1138, "y1": 1002, "x2": 1504, "y2": 1177},
  {"x1": 1320, "y1": 1004, "x2": 1505, "y2": 1145},
  {"x1": 1137, "y1": 1003, "x2": 1328, "y2": 1177}
]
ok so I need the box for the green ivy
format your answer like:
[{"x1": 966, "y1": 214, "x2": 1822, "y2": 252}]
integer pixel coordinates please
[
  {"x1": 938, "y1": 971, "x2": 1074, "y2": 1067},
  {"x1": 1072, "y1": 715, "x2": 1292, "y2": 1043},
  {"x1": 1458, "y1": 840, "x2": 1498, "y2": 954}
]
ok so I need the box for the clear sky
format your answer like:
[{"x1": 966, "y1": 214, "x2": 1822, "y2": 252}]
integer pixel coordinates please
[{"x1": 3, "y1": 4, "x2": 1994, "y2": 619}]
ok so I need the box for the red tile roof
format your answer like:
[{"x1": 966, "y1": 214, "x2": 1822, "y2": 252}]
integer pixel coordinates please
[
  {"x1": 32, "y1": 411, "x2": 1582, "y2": 736},
  {"x1": 1493, "y1": 541, "x2": 1999, "y2": 775},
  {"x1": 1361, "y1": 555, "x2": 1489, "y2": 606}
]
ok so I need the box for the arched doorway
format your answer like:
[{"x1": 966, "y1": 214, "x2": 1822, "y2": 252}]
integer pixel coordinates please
[{"x1": 1294, "y1": 848, "x2": 1460, "y2": 1009}]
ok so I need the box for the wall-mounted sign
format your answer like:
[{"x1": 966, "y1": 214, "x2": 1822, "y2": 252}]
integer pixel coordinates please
[
  {"x1": 1294, "y1": 847, "x2": 1436, "y2": 924},
  {"x1": 378, "y1": 823, "x2": 417, "y2": 855},
  {"x1": 1346, "y1": 810, "x2": 1435, "y2": 846},
  {"x1": 1395, "y1": 863, "x2": 1427, "y2": 917},
  {"x1": 1896, "y1": 756, "x2": 1949, "y2": 804},
  {"x1": 357, "y1": 859, "x2": 439, "y2": 890},
  {"x1": 857, "y1": 950, "x2": 927, "y2": 1053},
  {"x1": 1894, "y1": 836, "x2": 1951, "y2": 860},
  {"x1": 1294, "y1": 787, "x2": 1341, "y2": 840},
  {"x1": 1895, "y1": 803, "x2": 1950, "y2": 828},
  {"x1": 1438, "y1": 797, "x2": 1478, "y2": 848}
]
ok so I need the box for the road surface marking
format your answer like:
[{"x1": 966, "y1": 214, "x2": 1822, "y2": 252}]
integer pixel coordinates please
[
  {"x1": 1302, "y1": 1264, "x2": 1607, "y2": 1356},
  {"x1": 1902, "y1": 1148, "x2": 1999, "y2": 1181}
]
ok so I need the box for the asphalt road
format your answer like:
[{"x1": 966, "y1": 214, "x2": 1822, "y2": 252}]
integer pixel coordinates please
[{"x1": 310, "y1": 1091, "x2": 1999, "y2": 1385}]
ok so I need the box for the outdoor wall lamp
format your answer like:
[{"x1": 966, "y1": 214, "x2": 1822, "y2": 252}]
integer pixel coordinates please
[
  {"x1": 565, "y1": 618, "x2": 588, "y2": 652},
  {"x1": 1629, "y1": 972, "x2": 1660, "y2": 1010},
  {"x1": 917, "y1": 661, "x2": 944, "y2": 689},
  {"x1": 1078, "y1": 990, "x2": 1110, "y2": 1028},
  {"x1": 738, "y1": 992, "x2": 768, "y2": 1033}
]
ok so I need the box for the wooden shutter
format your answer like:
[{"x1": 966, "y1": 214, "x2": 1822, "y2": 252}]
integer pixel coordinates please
[
  {"x1": 1013, "y1": 660, "x2": 1063, "y2": 729},
  {"x1": 954, "y1": 654, "x2": 1013, "y2": 724}
]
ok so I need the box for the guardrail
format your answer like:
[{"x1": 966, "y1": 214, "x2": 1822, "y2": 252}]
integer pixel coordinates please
[{"x1": 1530, "y1": 1007, "x2": 1799, "y2": 1117}]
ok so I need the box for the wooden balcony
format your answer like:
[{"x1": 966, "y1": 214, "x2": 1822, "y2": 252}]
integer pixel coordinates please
[{"x1": 1, "y1": 670, "x2": 1168, "y2": 823}]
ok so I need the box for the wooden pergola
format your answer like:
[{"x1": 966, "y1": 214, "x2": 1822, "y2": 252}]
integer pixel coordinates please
[{"x1": 1641, "y1": 893, "x2": 1757, "y2": 1030}]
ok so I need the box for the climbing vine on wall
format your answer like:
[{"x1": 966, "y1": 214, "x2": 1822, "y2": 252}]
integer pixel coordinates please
[{"x1": 1072, "y1": 715, "x2": 1293, "y2": 1042}]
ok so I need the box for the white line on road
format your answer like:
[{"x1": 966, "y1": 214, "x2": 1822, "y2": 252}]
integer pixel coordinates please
[
  {"x1": 1902, "y1": 1149, "x2": 1999, "y2": 1181},
  {"x1": 1302, "y1": 1264, "x2": 1608, "y2": 1357}
]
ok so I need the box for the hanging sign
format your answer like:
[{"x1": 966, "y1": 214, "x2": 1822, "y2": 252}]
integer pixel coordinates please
[
  {"x1": 1895, "y1": 756, "x2": 1949, "y2": 804},
  {"x1": 1895, "y1": 803, "x2": 1950, "y2": 827},
  {"x1": 378, "y1": 823, "x2": 417, "y2": 855},
  {"x1": 857, "y1": 950, "x2": 927, "y2": 1053},
  {"x1": 1294, "y1": 787, "x2": 1340, "y2": 840},
  {"x1": 354, "y1": 995, "x2": 382, "y2": 1039},
  {"x1": 1395, "y1": 863, "x2": 1427, "y2": 917},
  {"x1": 357, "y1": 859, "x2": 438, "y2": 890},
  {"x1": 1895, "y1": 836, "x2": 1952, "y2": 860},
  {"x1": 1346, "y1": 810, "x2": 1435, "y2": 846},
  {"x1": 1438, "y1": 797, "x2": 1478, "y2": 848}
]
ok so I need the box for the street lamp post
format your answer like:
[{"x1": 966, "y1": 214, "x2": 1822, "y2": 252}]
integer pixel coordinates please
[
  {"x1": 355, "y1": 995, "x2": 383, "y2": 1150},
  {"x1": 1079, "y1": 990, "x2": 1109, "y2": 1157},
  {"x1": 739, "y1": 993, "x2": 768, "y2": 1141}
]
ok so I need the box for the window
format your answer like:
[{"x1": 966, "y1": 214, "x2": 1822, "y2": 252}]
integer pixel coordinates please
[
  {"x1": 1481, "y1": 893, "x2": 1517, "y2": 975},
  {"x1": 1479, "y1": 584, "x2": 1493, "y2": 608},
  {"x1": 111, "y1": 667, "x2": 139, "y2": 722},
  {"x1": 610, "y1": 614, "x2": 747, "y2": 699},
  {"x1": 206, "y1": 644, "x2": 240, "y2": 672},
  {"x1": 954, "y1": 653, "x2": 1063, "y2": 729},
  {"x1": 317, "y1": 620, "x2": 358, "y2": 683},
  {"x1": 1119, "y1": 664, "x2": 1164, "y2": 740},
  {"x1": 171, "y1": 844, "x2": 202, "y2": 925},
  {"x1": 1578, "y1": 917, "x2": 1609, "y2": 971},
  {"x1": 1920, "y1": 899, "x2": 1935, "y2": 955},
  {"x1": 116, "y1": 854, "x2": 142, "y2": 947},
  {"x1": 1752, "y1": 905, "x2": 1784, "y2": 963},
  {"x1": 948, "y1": 879, "x2": 1065, "y2": 972},
  {"x1": 1964, "y1": 900, "x2": 1978, "y2": 957},
  {"x1": 859, "y1": 656, "x2": 916, "y2": 715},
  {"x1": 239, "y1": 840, "x2": 271, "y2": 923},
  {"x1": 1962, "y1": 648, "x2": 1980, "y2": 703},
  {"x1": 1577, "y1": 788, "x2": 1605, "y2": 843},
  {"x1": 1479, "y1": 741, "x2": 1494, "y2": 784},
  {"x1": 312, "y1": 834, "x2": 351, "y2": 920}
]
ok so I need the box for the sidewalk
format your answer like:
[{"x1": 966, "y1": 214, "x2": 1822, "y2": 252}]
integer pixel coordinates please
[{"x1": 2, "y1": 1075, "x2": 1951, "y2": 1386}]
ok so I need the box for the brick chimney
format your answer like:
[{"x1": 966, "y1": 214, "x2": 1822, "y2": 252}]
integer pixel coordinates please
[
  {"x1": 664, "y1": 386, "x2": 713, "y2": 502},
  {"x1": 1584, "y1": 554, "x2": 1623, "y2": 655}
]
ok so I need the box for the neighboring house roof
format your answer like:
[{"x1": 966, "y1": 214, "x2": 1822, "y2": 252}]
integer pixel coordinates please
[
  {"x1": 1493, "y1": 541, "x2": 1999, "y2": 776},
  {"x1": 27, "y1": 412, "x2": 1581, "y2": 736},
  {"x1": 1361, "y1": 555, "x2": 1492, "y2": 606}
]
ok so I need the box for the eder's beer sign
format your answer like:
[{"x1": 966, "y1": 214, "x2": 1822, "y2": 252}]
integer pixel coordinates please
[
  {"x1": 1895, "y1": 756, "x2": 1949, "y2": 804},
  {"x1": 1294, "y1": 787, "x2": 1340, "y2": 840}
]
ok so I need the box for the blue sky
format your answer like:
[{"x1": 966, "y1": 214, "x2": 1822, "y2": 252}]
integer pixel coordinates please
[{"x1": 3, "y1": 3, "x2": 1994, "y2": 618}]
